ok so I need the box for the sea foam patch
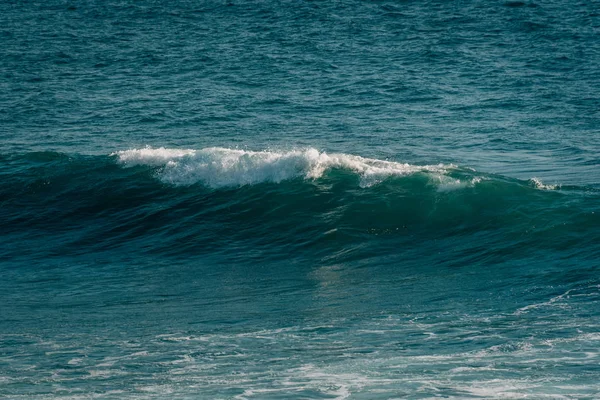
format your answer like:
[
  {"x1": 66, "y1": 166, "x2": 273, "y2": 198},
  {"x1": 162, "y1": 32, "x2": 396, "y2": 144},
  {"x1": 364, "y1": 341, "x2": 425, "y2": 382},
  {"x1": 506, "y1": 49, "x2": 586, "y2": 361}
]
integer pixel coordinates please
[
  {"x1": 113, "y1": 147, "x2": 197, "y2": 166},
  {"x1": 529, "y1": 177, "x2": 560, "y2": 191},
  {"x1": 113, "y1": 147, "x2": 452, "y2": 188}
]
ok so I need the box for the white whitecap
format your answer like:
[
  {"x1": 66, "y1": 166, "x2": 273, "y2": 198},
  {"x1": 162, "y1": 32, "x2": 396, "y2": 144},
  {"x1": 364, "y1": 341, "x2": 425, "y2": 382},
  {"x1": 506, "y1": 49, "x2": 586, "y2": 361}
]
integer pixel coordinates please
[
  {"x1": 113, "y1": 147, "x2": 454, "y2": 188},
  {"x1": 112, "y1": 147, "x2": 196, "y2": 166},
  {"x1": 529, "y1": 177, "x2": 560, "y2": 190}
]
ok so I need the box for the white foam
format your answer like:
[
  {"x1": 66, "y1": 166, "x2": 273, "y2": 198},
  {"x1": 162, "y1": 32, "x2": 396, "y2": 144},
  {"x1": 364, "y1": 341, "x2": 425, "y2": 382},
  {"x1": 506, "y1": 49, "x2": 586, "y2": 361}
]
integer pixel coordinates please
[
  {"x1": 530, "y1": 177, "x2": 560, "y2": 190},
  {"x1": 113, "y1": 147, "x2": 196, "y2": 166},
  {"x1": 113, "y1": 147, "x2": 453, "y2": 188},
  {"x1": 514, "y1": 288, "x2": 574, "y2": 315}
]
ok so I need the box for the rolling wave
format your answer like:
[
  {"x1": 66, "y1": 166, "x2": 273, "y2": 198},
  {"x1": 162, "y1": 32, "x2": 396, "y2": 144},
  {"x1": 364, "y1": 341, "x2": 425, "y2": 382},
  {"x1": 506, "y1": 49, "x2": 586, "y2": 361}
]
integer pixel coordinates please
[
  {"x1": 1, "y1": 148, "x2": 597, "y2": 261},
  {"x1": 2, "y1": 147, "x2": 570, "y2": 193}
]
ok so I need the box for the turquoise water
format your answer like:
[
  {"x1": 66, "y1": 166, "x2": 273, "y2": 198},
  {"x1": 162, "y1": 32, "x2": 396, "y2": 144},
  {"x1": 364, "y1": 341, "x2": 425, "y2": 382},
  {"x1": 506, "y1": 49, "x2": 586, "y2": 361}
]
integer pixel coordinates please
[{"x1": 1, "y1": 1, "x2": 600, "y2": 398}]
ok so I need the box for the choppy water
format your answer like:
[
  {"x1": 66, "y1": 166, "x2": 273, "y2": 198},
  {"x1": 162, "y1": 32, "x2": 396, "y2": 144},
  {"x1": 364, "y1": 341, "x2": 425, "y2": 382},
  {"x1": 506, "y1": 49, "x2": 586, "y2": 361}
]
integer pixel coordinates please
[{"x1": 1, "y1": 1, "x2": 600, "y2": 398}]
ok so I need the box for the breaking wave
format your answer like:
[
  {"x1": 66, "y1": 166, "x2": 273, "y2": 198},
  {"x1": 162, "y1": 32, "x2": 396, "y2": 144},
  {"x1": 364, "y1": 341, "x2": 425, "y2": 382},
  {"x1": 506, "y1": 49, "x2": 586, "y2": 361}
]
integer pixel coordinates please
[
  {"x1": 2, "y1": 147, "x2": 596, "y2": 262},
  {"x1": 113, "y1": 147, "x2": 454, "y2": 188}
]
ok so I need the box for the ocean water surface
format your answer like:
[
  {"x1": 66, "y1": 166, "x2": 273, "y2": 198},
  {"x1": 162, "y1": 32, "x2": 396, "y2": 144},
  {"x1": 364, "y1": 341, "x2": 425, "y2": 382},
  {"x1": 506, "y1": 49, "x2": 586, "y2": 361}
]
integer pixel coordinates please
[{"x1": 1, "y1": 0, "x2": 600, "y2": 398}]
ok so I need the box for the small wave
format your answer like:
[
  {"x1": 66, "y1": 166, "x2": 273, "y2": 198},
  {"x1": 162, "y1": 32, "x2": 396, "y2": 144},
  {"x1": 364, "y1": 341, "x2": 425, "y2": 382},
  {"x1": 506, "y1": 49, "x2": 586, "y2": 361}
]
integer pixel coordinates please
[{"x1": 113, "y1": 147, "x2": 453, "y2": 188}]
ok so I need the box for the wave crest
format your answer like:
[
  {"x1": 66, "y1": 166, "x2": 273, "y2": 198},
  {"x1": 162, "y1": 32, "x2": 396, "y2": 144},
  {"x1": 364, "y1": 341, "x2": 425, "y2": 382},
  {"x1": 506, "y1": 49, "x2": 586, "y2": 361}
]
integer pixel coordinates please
[{"x1": 113, "y1": 147, "x2": 453, "y2": 188}]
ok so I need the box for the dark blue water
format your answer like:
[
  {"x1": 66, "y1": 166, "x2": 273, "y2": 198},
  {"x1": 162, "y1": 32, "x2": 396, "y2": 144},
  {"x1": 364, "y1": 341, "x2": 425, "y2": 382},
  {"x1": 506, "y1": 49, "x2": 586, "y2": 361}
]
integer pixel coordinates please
[{"x1": 2, "y1": 1, "x2": 600, "y2": 398}]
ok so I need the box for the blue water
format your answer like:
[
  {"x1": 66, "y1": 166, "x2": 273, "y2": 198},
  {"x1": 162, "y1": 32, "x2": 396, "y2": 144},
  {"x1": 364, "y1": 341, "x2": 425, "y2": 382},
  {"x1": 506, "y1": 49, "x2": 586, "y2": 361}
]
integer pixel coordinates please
[{"x1": 1, "y1": 1, "x2": 600, "y2": 398}]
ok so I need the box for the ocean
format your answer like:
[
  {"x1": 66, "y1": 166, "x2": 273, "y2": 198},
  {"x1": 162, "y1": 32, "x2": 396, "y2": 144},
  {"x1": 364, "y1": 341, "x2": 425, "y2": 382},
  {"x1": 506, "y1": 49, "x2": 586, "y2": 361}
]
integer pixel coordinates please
[{"x1": 1, "y1": 0, "x2": 599, "y2": 398}]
